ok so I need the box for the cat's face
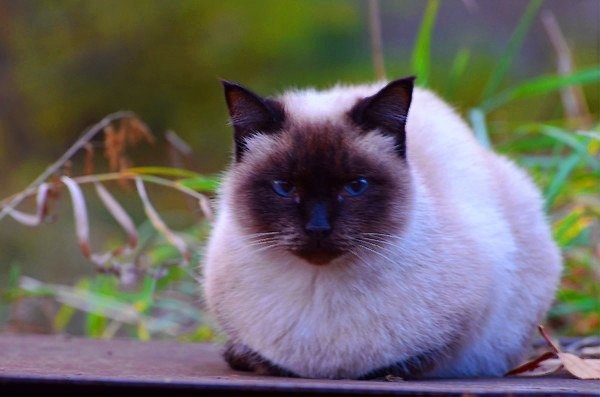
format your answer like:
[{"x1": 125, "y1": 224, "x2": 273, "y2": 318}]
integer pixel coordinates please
[{"x1": 222, "y1": 78, "x2": 414, "y2": 265}]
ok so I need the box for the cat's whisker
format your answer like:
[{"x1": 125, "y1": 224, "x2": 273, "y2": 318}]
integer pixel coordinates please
[
  {"x1": 348, "y1": 250, "x2": 379, "y2": 273},
  {"x1": 361, "y1": 232, "x2": 396, "y2": 237},
  {"x1": 355, "y1": 243, "x2": 397, "y2": 266},
  {"x1": 236, "y1": 232, "x2": 281, "y2": 243},
  {"x1": 241, "y1": 239, "x2": 280, "y2": 249},
  {"x1": 359, "y1": 234, "x2": 407, "y2": 253},
  {"x1": 230, "y1": 240, "x2": 284, "y2": 257},
  {"x1": 352, "y1": 235, "x2": 392, "y2": 251},
  {"x1": 247, "y1": 242, "x2": 285, "y2": 256},
  {"x1": 241, "y1": 237, "x2": 281, "y2": 246},
  {"x1": 354, "y1": 237, "x2": 397, "y2": 257},
  {"x1": 359, "y1": 236, "x2": 400, "y2": 249}
]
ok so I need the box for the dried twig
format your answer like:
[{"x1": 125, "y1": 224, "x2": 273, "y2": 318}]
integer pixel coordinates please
[
  {"x1": 1, "y1": 111, "x2": 212, "y2": 284},
  {"x1": 166, "y1": 130, "x2": 194, "y2": 185},
  {"x1": 2, "y1": 171, "x2": 213, "y2": 221},
  {"x1": 0, "y1": 111, "x2": 136, "y2": 222},
  {"x1": 135, "y1": 177, "x2": 191, "y2": 262},
  {"x1": 165, "y1": 130, "x2": 193, "y2": 156},
  {"x1": 367, "y1": 0, "x2": 386, "y2": 80},
  {"x1": 94, "y1": 182, "x2": 138, "y2": 248},
  {"x1": 542, "y1": 10, "x2": 593, "y2": 129},
  {"x1": 4, "y1": 183, "x2": 50, "y2": 226}
]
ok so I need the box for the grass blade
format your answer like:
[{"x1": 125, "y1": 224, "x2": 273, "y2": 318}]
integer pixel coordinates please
[
  {"x1": 445, "y1": 47, "x2": 471, "y2": 100},
  {"x1": 469, "y1": 108, "x2": 492, "y2": 148},
  {"x1": 20, "y1": 276, "x2": 140, "y2": 323},
  {"x1": 538, "y1": 126, "x2": 600, "y2": 170},
  {"x1": 126, "y1": 166, "x2": 203, "y2": 179},
  {"x1": 544, "y1": 152, "x2": 581, "y2": 209},
  {"x1": 176, "y1": 176, "x2": 220, "y2": 193},
  {"x1": 411, "y1": 0, "x2": 440, "y2": 87},
  {"x1": 480, "y1": 0, "x2": 544, "y2": 99},
  {"x1": 553, "y1": 207, "x2": 592, "y2": 248},
  {"x1": 481, "y1": 68, "x2": 600, "y2": 112}
]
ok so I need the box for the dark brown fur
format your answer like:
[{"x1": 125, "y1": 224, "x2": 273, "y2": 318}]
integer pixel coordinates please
[
  {"x1": 224, "y1": 341, "x2": 298, "y2": 377},
  {"x1": 224, "y1": 340, "x2": 458, "y2": 380}
]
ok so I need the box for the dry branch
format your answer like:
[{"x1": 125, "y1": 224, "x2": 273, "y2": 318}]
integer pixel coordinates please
[
  {"x1": 367, "y1": 0, "x2": 386, "y2": 80},
  {"x1": 1, "y1": 111, "x2": 213, "y2": 284},
  {"x1": 0, "y1": 111, "x2": 136, "y2": 222},
  {"x1": 542, "y1": 10, "x2": 593, "y2": 129}
]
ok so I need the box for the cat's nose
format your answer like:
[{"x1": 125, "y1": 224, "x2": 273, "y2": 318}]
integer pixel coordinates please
[
  {"x1": 304, "y1": 202, "x2": 332, "y2": 236},
  {"x1": 305, "y1": 222, "x2": 332, "y2": 236}
]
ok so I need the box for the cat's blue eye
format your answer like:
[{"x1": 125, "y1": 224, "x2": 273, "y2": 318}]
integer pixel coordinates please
[
  {"x1": 272, "y1": 180, "x2": 295, "y2": 198},
  {"x1": 344, "y1": 178, "x2": 369, "y2": 197}
]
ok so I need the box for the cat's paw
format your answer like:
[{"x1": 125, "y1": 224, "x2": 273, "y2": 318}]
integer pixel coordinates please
[{"x1": 223, "y1": 341, "x2": 298, "y2": 377}]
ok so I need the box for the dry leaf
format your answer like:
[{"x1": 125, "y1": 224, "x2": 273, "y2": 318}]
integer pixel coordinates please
[
  {"x1": 84, "y1": 143, "x2": 95, "y2": 175},
  {"x1": 5, "y1": 183, "x2": 50, "y2": 226},
  {"x1": 61, "y1": 176, "x2": 90, "y2": 257},
  {"x1": 94, "y1": 182, "x2": 138, "y2": 248},
  {"x1": 557, "y1": 352, "x2": 600, "y2": 380},
  {"x1": 507, "y1": 325, "x2": 600, "y2": 380},
  {"x1": 103, "y1": 117, "x2": 154, "y2": 173},
  {"x1": 135, "y1": 177, "x2": 190, "y2": 262},
  {"x1": 104, "y1": 125, "x2": 122, "y2": 172},
  {"x1": 124, "y1": 117, "x2": 154, "y2": 145},
  {"x1": 505, "y1": 351, "x2": 560, "y2": 377},
  {"x1": 581, "y1": 346, "x2": 600, "y2": 358},
  {"x1": 538, "y1": 325, "x2": 560, "y2": 353}
]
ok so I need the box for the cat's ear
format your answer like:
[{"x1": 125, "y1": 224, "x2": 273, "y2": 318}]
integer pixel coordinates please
[
  {"x1": 349, "y1": 76, "x2": 415, "y2": 158},
  {"x1": 221, "y1": 80, "x2": 285, "y2": 161}
]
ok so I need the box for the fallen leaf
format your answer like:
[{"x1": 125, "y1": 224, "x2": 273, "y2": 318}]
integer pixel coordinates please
[
  {"x1": 581, "y1": 346, "x2": 600, "y2": 358},
  {"x1": 506, "y1": 351, "x2": 560, "y2": 376},
  {"x1": 557, "y1": 352, "x2": 600, "y2": 380},
  {"x1": 507, "y1": 325, "x2": 600, "y2": 380},
  {"x1": 538, "y1": 325, "x2": 560, "y2": 354}
]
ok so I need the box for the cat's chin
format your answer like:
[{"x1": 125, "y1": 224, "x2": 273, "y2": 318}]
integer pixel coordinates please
[{"x1": 293, "y1": 249, "x2": 343, "y2": 266}]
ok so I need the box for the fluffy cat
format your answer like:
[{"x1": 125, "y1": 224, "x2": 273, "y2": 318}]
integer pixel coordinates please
[{"x1": 202, "y1": 77, "x2": 562, "y2": 379}]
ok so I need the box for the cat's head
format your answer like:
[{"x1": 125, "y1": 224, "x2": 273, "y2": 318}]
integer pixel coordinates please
[{"x1": 221, "y1": 78, "x2": 415, "y2": 265}]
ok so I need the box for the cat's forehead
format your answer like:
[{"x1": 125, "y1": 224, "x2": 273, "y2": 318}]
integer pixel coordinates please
[
  {"x1": 243, "y1": 122, "x2": 396, "y2": 180},
  {"x1": 278, "y1": 83, "x2": 385, "y2": 124}
]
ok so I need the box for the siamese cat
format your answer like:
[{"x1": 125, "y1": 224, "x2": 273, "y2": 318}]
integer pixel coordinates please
[{"x1": 202, "y1": 77, "x2": 562, "y2": 379}]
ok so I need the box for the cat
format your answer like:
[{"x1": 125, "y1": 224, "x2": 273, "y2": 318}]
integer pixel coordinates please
[{"x1": 202, "y1": 76, "x2": 562, "y2": 379}]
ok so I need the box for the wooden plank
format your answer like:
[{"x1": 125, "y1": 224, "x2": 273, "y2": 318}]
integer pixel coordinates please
[{"x1": 0, "y1": 335, "x2": 598, "y2": 396}]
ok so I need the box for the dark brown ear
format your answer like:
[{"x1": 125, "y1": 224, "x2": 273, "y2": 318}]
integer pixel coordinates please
[
  {"x1": 349, "y1": 76, "x2": 415, "y2": 158},
  {"x1": 221, "y1": 80, "x2": 285, "y2": 161}
]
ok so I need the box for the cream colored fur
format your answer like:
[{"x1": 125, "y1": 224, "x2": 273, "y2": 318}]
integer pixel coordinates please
[{"x1": 202, "y1": 83, "x2": 562, "y2": 378}]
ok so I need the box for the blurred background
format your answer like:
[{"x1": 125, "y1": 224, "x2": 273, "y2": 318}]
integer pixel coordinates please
[{"x1": 0, "y1": 0, "x2": 598, "y2": 340}]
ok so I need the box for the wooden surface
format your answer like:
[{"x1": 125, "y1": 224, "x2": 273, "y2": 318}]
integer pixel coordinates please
[{"x1": 0, "y1": 334, "x2": 598, "y2": 396}]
